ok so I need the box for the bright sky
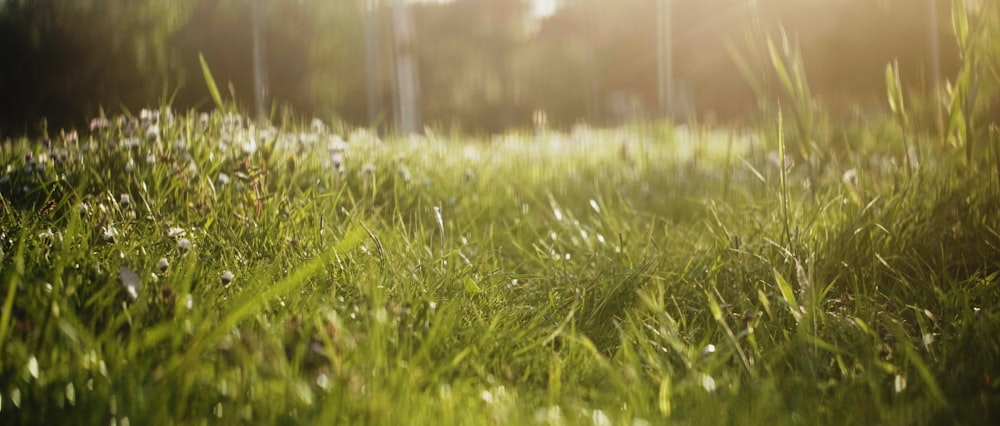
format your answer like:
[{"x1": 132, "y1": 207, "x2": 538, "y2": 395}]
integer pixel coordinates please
[
  {"x1": 408, "y1": 0, "x2": 560, "y2": 18},
  {"x1": 533, "y1": 0, "x2": 558, "y2": 18}
]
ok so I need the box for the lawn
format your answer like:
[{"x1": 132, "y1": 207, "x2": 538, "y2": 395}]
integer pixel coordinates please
[{"x1": 1, "y1": 106, "x2": 998, "y2": 424}]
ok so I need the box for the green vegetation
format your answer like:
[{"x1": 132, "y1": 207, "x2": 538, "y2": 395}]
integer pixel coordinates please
[
  {"x1": 2, "y1": 1, "x2": 999, "y2": 424},
  {"x1": 1, "y1": 104, "x2": 998, "y2": 424}
]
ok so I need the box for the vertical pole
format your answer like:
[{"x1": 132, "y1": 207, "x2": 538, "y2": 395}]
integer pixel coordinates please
[
  {"x1": 392, "y1": 0, "x2": 420, "y2": 135},
  {"x1": 928, "y1": 0, "x2": 941, "y2": 94},
  {"x1": 364, "y1": 0, "x2": 383, "y2": 128},
  {"x1": 251, "y1": 0, "x2": 269, "y2": 122},
  {"x1": 657, "y1": 0, "x2": 674, "y2": 119},
  {"x1": 928, "y1": 0, "x2": 943, "y2": 137}
]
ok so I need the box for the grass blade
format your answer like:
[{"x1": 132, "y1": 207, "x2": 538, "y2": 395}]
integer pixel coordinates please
[
  {"x1": 773, "y1": 268, "x2": 802, "y2": 323},
  {"x1": 199, "y1": 53, "x2": 224, "y2": 110}
]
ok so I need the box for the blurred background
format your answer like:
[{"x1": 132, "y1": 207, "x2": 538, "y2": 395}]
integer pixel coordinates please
[{"x1": 0, "y1": 0, "x2": 957, "y2": 137}]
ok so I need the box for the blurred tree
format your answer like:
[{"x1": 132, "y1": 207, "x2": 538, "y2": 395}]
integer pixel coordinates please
[
  {"x1": 0, "y1": 0, "x2": 194, "y2": 136},
  {"x1": 392, "y1": 0, "x2": 420, "y2": 134},
  {"x1": 0, "y1": 0, "x2": 964, "y2": 136},
  {"x1": 302, "y1": 0, "x2": 367, "y2": 124},
  {"x1": 412, "y1": 0, "x2": 531, "y2": 132}
]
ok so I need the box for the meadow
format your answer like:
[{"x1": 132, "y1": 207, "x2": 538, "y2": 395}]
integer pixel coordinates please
[
  {"x1": 0, "y1": 103, "x2": 997, "y2": 424},
  {"x1": 2, "y1": 2, "x2": 1000, "y2": 422}
]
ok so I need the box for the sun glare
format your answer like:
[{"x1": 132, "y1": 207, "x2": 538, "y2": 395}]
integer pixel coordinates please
[
  {"x1": 407, "y1": 0, "x2": 558, "y2": 18},
  {"x1": 533, "y1": 0, "x2": 557, "y2": 18}
]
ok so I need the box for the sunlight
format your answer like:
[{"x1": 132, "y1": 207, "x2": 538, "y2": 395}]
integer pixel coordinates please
[
  {"x1": 533, "y1": 0, "x2": 558, "y2": 18},
  {"x1": 407, "y1": 0, "x2": 559, "y2": 18}
]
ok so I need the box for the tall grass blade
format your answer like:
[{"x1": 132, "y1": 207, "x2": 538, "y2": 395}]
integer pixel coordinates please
[
  {"x1": 773, "y1": 268, "x2": 802, "y2": 323},
  {"x1": 199, "y1": 53, "x2": 225, "y2": 110},
  {"x1": 173, "y1": 223, "x2": 367, "y2": 370},
  {"x1": 778, "y1": 109, "x2": 792, "y2": 245}
]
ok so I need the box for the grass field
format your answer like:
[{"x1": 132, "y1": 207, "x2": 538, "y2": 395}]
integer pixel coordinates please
[{"x1": 1, "y1": 105, "x2": 998, "y2": 424}]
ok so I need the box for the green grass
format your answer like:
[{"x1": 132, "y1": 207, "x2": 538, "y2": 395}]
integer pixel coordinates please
[{"x1": 1, "y1": 111, "x2": 998, "y2": 425}]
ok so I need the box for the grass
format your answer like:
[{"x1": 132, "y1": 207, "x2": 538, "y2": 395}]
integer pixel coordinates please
[{"x1": 0, "y1": 107, "x2": 998, "y2": 425}]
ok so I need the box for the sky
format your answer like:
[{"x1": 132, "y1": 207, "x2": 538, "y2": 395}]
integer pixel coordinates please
[
  {"x1": 532, "y1": 0, "x2": 558, "y2": 17},
  {"x1": 408, "y1": 0, "x2": 560, "y2": 18}
]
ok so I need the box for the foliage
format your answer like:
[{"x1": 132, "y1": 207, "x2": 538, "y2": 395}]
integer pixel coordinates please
[
  {"x1": 0, "y1": 97, "x2": 998, "y2": 422},
  {"x1": 0, "y1": 0, "x2": 963, "y2": 136}
]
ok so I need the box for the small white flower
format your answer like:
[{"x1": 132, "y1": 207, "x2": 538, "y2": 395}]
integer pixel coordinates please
[
  {"x1": 120, "y1": 266, "x2": 141, "y2": 302},
  {"x1": 701, "y1": 374, "x2": 717, "y2": 392},
  {"x1": 101, "y1": 226, "x2": 118, "y2": 242},
  {"x1": 27, "y1": 356, "x2": 39, "y2": 379},
  {"x1": 168, "y1": 227, "x2": 187, "y2": 238},
  {"x1": 146, "y1": 124, "x2": 160, "y2": 141},
  {"x1": 591, "y1": 409, "x2": 611, "y2": 426},
  {"x1": 241, "y1": 135, "x2": 257, "y2": 155},
  {"x1": 842, "y1": 168, "x2": 858, "y2": 185},
  {"x1": 702, "y1": 344, "x2": 717, "y2": 356},
  {"x1": 217, "y1": 173, "x2": 231, "y2": 186},
  {"x1": 221, "y1": 270, "x2": 235, "y2": 286},
  {"x1": 328, "y1": 135, "x2": 348, "y2": 153},
  {"x1": 361, "y1": 163, "x2": 375, "y2": 176},
  {"x1": 157, "y1": 258, "x2": 169, "y2": 273},
  {"x1": 177, "y1": 238, "x2": 191, "y2": 252},
  {"x1": 894, "y1": 375, "x2": 907, "y2": 393},
  {"x1": 311, "y1": 118, "x2": 326, "y2": 133},
  {"x1": 119, "y1": 193, "x2": 131, "y2": 208}
]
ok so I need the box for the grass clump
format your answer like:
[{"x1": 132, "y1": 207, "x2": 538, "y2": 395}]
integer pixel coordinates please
[{"x1": 0, "y1": 108, "x2": 997, "y2": 424}]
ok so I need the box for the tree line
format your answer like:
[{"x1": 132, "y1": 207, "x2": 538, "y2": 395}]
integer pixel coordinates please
[{"x1": 0, "y1": 0, "x2": 957, "y2": 137}]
